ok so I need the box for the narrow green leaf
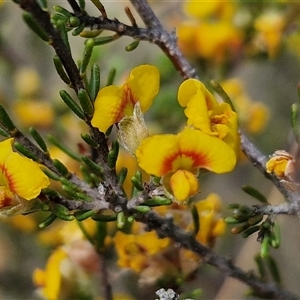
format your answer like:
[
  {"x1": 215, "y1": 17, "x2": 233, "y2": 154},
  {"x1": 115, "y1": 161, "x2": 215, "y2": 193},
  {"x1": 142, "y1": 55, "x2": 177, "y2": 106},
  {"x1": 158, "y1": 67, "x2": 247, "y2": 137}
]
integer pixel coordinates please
[
  {"x1": 41, "y1": 167, "x2": 60, "y2": 180},
  {"x1": 254, "y1": 254, "x2": 267, "y2": 280},
  {"x1": 131, "y1": 176, "x2": 144, "y2": 191},
  {"x1": 36, "y1": 0, "x2": 48, "y2": 11},
  {"x1": 81, "y1": 133, "x2": 98, "y2": 148},
  {"x1": 13, "y1": 142, "x2": 39, "y2": 161},
  {"x1": 117, "y1": 167, "x2": 128, "y2": 186},
  {"x1": 53, "y1": 158, "x2": 70, "y2": 177},
  {"x1": 39, "y1": 213, "x2": 57, "y2": 228},
  {"x1": 225, "y1": 216, "x2": 242, "y2": 224},
  {"x1": 93, "y1": 35, "x2": 117, "y2": 46},
  {"x1": 106, "y1": 68, "x2": 116, "y2": 86},
  {"x1": 230, "y1": 222, "x2": 249, "y2": 234},
  {"x1": 117, "y1": 211, "x2": 125, "y2": 229},
  {"x1": 56, "y1": 20, "x2": 71, "y2": 51},
  {"x1": 242, "y1": 225, "x2": 260, "y2": 238},
  {"x1": 266, "y1": 255, "x2": 281, "y2": 285},
  {"x1": 291, "y1": 103, "x2": 300, "y2": 144},
  {"x1": 53, "y1": 56, "x2": 70, "y2": 85},
  {"x1": 48, "y1": 134, "x2": 82, "y2": 161},
  {"x1": 90, "y1": 0, "x2": 106, "y2": 14},
  {"x1": 29, "y1": 127, "x2": 48, "y2": 152},
  {"x1": 23, "y1": 13, "x2": 50, "y2": 42},
  {"x1": 260, "y1": 236, "x2": 270, "y2": 258},
  {"x1": 142, "y1": 197, "x2": 172, "y2": 207},
  {"x1": 78, "y1": 0, "x2": 85, "y2": 9},
  {"x1": 210, "y1": 80, "x2": 235, "y2": 112},
  {"x1": 78, "y1": 88, "x2": 94, "y2": 116},
  {"x1": 72, "y1": 21, "x2": 85, "y2": 36},
  {"x1": 107, "y1": 140, "x2": 119, "y2": 169},
  {"x1": 80, "y1": 39, "x2": 95, "y2": 75},
  {"x1": 247, "y1": 214, "x2": 263, "y2": 226},
  {"x1": 81, "y1": 155, "x2": 103, "y2": 177},
  {"x1": 80, "y1": 29, "x2": 103, "y2": 38},
  {"x1": 69, "y1": 16, "x2": 80, "y2": 27},
  {"x1": 74, "y1": 210, "x2": 96, "y2": 221},
  {"x1": 0, "y1": 127, "x2": 9, "y2": 137},
  {"x1": 59, "y1": 90, "x2": 85, "y2": 120},
  {"x1": 95, "y1": 221, "x2": 107, "y2": 250},
  {"x1": 53, "y1": 5, "x2": 73, "y2": 18},
  {"x1": 134, "y1": 205, "x2": 151, "y2": 213},
  {"x1": 89, "y1": 64, "x2": 100, "y2": 101},
  {"x1": 125, "y1": 39, "x2": 140, "y2": 51},
  {"x1": 242, "y1": 185, "x2": 268, "y2": 204},
  {"x1": 0, "y1": 105, "x2": 17, "y2": 133}
]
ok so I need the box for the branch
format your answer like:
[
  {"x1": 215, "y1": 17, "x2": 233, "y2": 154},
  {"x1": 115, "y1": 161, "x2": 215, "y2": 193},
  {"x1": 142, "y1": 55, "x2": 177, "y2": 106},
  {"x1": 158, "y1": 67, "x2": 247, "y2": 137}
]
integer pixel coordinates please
[
  {"x1": 135, "y1": 211, "x2": 298, "y2": 300},
  {"x1": 241, "y1": 132, "x2": 300, "y2": 214}
]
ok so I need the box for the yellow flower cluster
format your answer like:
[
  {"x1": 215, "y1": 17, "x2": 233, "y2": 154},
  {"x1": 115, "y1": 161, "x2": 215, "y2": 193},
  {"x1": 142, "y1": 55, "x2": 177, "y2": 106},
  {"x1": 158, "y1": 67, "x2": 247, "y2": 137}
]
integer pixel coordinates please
[
  {"x1": 221, "y1": 78, "x2": 269, "y2": 134},
  {"x1": 177, "y1": 1, "x2": 243, "y2": 63},
  {"x1": 114, "y1": 194, "x2": 226, "y2": 283},
  {"x1": 92, "y1": 65, "x2": 239, "y2": 203}
]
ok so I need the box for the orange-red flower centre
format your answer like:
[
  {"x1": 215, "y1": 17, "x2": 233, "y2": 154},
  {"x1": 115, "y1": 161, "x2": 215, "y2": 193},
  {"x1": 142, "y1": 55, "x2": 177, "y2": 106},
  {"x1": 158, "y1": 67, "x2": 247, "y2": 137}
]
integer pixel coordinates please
[{"x1": 161, "y1": 150, "x2": 208, "y2": 174}]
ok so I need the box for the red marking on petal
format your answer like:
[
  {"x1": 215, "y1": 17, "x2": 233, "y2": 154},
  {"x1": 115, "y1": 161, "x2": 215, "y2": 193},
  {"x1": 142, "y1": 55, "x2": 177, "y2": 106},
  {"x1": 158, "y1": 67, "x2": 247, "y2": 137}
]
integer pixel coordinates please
[
  {"x1": 161, "y1": 150, "x2": 208, "y2": 174},
  {"x1": 0, "y1": 193, "x2": 14, "y2": 208},
  {"x1": 0, "y1": 163, "x2": 16, "y2": 194},
  {"x1": 116, "y1": 85, "x2": 137, "y2": 121}
]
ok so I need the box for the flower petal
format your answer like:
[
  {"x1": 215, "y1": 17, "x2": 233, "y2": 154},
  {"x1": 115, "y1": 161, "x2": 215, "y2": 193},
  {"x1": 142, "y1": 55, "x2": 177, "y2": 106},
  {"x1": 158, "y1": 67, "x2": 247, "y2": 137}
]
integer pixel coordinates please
[
  {"x1": 126, "y1": 65, "x2": 160, "y2": 112},
  {"x1": 91, "y1": 85, "x2": 123, "y2": 132},
  {"x1": 169, "y1": 170, "x2": 199, "y2": 202},
  {"x1": 178, "y1": 79, "x2": 217, "y2": 110},
  {"x1": 4, "y1": 153, "x2": 50, "y2": 200},
  {"x1": 136, "y1": 127, "x2": 236, "y2": 177},
  {"x1": 184, "y1": 93, "x2": 213, "y2": 134},
  {"x1": 0, "y1": 138, "x2": 50, "y2": 200},
  {"x1": 136, "y1": 134, "x2": 178, "y2": 176},
  {"x1": 176, "y1": 128, "x2": 236, "y2": 173}
]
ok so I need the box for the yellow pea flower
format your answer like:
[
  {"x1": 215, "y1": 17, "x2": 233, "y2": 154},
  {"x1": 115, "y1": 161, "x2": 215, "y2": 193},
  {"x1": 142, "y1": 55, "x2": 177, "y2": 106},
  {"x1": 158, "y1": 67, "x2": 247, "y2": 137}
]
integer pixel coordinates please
[
  {"x1": 221, "y1": 78, "x2": 269, "y2": 134},
  {"x1": 184, "y1": 1, "x2": 237, "y2": 21},
  {"x1": 33, "y1": 248, "x2": 68, "y2": 300},
  {"x1": 0, "y1": 138, "x2": 50, "y2": 213},
  {"x1": 192, "y1": 194, "x2": 226, "y2": 247},
  {"x1": 254, "y1": 11, "x2": 286, "y2": 58},
  {"x1": 91, "y1": 65, "x2": 160, "y2": 133},
  {"x1": 114, "y1": 230, "x2": 171, "y2": 273},
  {"x1": 266, "y1": 150, "x2": 296, "y2": 180},
  {"x1": 178, "y1": 79, "x2": 239, "y2": 154},
  {"x1": 136, "y1": 127, "x2": 236, "y2": 202},
  {"x1": 13, "y1": 100, "x2": 54, "y2": 128}
]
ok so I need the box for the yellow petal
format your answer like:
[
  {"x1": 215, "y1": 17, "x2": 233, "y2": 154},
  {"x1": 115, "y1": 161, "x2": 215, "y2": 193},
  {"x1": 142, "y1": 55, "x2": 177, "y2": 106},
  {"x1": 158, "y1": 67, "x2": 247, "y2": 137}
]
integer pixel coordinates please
[
  {"x1": 184, "y1": 93, "x2": 213, "y2": 134},
  {"x1": 43, "y1": 248, "x2": 68, "y2": 299},
  {"x1": 170, "y1": 170, "x2": 199, "y2": 202},
  {"x1": 176, "y1": 128, "x2": 236, "y2": 174},
  {"x1": 136, "y1": 127, "x2": 237, "y2": 177},
  {"x1": 126, "y1": 65, "x2": 160, "y2": 112},
  {"x1": 178, "y1": 79, "x2": 217, "y2": 110},
  {"x1": 0, "y1": 138, "x2": 13, "y2": 162},
  {"x1": 136, "y1": 134, "x2": 178, "y2": 176},
  {"x1": 91, "y1": 85, "x2": 123, "y2": 132},
  {"x1": 0, "y1": 138, "x2": 50, "y2": 200}
]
